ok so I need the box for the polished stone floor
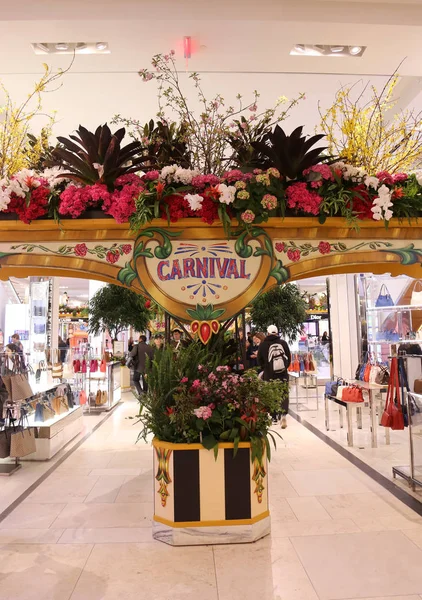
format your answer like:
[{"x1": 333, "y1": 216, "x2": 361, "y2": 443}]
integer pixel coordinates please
[{"x1": 1, "y1": 394, "x2": 422, "y2": 599}]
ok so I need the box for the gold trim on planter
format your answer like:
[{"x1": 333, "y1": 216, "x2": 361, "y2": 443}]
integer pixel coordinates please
[
  {"x1": 154, "y1": 511, "x2": 270, "y2": 528},
  {"x1": 152, "y1": 438, "x2": 253, "y2": 450}
]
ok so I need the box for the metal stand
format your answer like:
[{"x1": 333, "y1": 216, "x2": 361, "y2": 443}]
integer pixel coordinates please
[{"x1": 0, "y1": 458, "x2": 21, "y2": 476}]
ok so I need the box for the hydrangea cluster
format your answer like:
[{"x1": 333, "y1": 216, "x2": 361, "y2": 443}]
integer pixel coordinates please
[{"x1": 286, "y1": 182, "x2": 322, "y2": 215}]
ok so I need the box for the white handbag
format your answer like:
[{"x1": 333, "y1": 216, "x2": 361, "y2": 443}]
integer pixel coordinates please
[
  {"x1": 336, "y1": 385, "x2": 347, "y2": 400},
  {"x1": 411, "y1": 281, "x2": 422, "y2": 306},
  {"x1": 369, "y1": 365, "x2": 381, "y2": 384}
]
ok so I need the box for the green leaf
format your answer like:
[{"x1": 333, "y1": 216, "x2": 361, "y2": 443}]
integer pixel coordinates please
[
  {"x1": 202, "y1": 434, "x2": 218, "y2": 451},
  {"x1": 235, "y1": 230, "x2": 253, "y2": 258},
  {"x1": 270, "y1": 260, "x2": 290, "y2": 284},
  {"x1": 233, "y1": 436, "x2": 240, "y2": 457},
  {"x1": 117, "y1": 263, "x2": 138, "y2": 287}
]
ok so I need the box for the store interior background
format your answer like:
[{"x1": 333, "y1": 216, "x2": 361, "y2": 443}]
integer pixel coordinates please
[{"x1": 1, "y1": 0, "x2": 422, "y2": 517}]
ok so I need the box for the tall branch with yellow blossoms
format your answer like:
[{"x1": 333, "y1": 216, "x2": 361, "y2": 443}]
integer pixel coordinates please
[
  {"x1": 0, "y1": 62, "x2": 70, "y2": 178},
  {"x1": 318, "y1": 71, "x2": 422, "y2": 174}
]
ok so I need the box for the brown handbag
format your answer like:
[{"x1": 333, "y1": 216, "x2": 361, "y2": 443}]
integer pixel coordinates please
[
  {"x1": 10, "y1": 428, "x2": 36, "y2": 458},
  {"x1": 10, "y1": 373, "x2": 33, "y2": 401},
  {"x1": 52, "y1": 396, "x2": 68, "y2": 415},
  {"x1": 414, "y1": 379, "x2": 422, "y2": 395}
]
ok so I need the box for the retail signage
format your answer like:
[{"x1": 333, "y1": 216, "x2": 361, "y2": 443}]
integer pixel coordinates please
[
  {"x1": 308, "y1": 314, "x2": 323, "y2": 321},
  {"x1": 122, "y1": 227, "x2": 286, "y2": 322}
]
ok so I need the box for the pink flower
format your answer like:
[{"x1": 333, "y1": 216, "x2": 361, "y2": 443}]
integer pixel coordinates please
[
  {"x1": 249, "y1": 104, "x2": 257, "y2": 112},
  {"x1": 180, "y1": 377, "x2": 189, "y2": 383},
  {"x1": 318, "y1": 241, "x2": 331, "y2": 255},
  {"x1": 303, "y1": 164, "x2": 334, "y2": 189},
  {"x1": 191, "y1": 379, "x2": 201, "y2": 389},
  {"x1": 59, "y1": 186, "x2": 94, "y2": 218},
  {"x1": 106, "y1": 251, "x2": 120, "y2": 264},
  {"x1": 193, "y1": 406, "x2": 213, "y2": 420},
  {"x1": 222, "y1": 169, "x2": 249, "y2": 183},
  {"x1": 267, "y1": 168, "x2": 281, "y2": 179},
  {"x1": 376, "y1": 171, "x2": 394, "y2": 186},
  {"x1": 261, "y1": 194, "x2": 277, "y2": 210},
  {"x1": 74, "y1": 243, "x2": 88, "y2": 257},
  {"x1": 241, "y1": 210, "x2": 255, "y2": 223},
  {"x1": 216, "y1": 366, "x2": 230, "y2": 372},
  {"x1": 121, "y1": 244, "x2": 132, "y2": 255},
  {"x1": 115, "y1": 174, "x2": 144, "y2": 187},
  {"x1": 393, "y1": 173, "x2": 408, "y2": 183},
  {"x1": 275, "y1": 242, "x2": 285, "y2": 253},
  {"x1": 286, "y1": 182, "x2": 322, "y2": 215},
  {"x1": 287, "y1": 248, "x2": 301, "y2": 262},
  {"x1": 191, "y1": 174, "x2": 221, "y2": 189},
  {"x1": 143, "y1": 170, "x2": 160, "y2": 182}
]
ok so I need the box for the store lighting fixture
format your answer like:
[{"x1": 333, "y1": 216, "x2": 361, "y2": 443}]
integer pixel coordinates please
[
  {"x1": 183, "y1": 36, "x2": 192, "y2": 59},
  {"x1": 32, "y1": 42, "x2": 110, "y2": 55},
  {"x1": 290, "y1": 44, "x2": 366, "y2": 57}
]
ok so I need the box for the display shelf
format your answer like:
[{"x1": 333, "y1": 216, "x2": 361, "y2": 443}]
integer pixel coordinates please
[
  {"x1": 367, "y1": 304, "x2": 422, "y2": 312},
  {"x1": 23, "y1": 406, "x2": 84, "y2": 461}
]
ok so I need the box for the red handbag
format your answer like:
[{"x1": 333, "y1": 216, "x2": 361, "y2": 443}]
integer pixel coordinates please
[
  {"x1": 73, "y1": 359, "x2": 81, "y2": 373},
  {"x1": 90, "y1": 359, "x2": 98, "y2": 373},
  {"x1": 81, "y1": 359, "x2": 87, "y2": 374},
  {"x1": 342, "y1": 385, "x2": 364, "y2": 403},
  {"x1": 381, "y1": 357, "x2": 404, "y2": 430},
  {"x1": 100, "y1": 359, "x2": 107, "y2": 373},
  {"x1": 363, "y1": 361, "x2": 371, "y2": 383}
]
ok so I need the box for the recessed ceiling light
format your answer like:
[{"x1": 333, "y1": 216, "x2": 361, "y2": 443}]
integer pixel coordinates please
[
  {"x1": 290, "y1": 44, "x2": 366, "y2": 58},
  {"x1": 32, "y1": 42, "x2": 110, "y2": 55}
]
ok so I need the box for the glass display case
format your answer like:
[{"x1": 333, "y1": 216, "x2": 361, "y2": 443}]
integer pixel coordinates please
[{"x1": 364, "y1": 275, "x2": 422, "y2": 359}]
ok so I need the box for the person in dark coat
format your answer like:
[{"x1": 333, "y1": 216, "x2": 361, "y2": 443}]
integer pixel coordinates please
[
  {"x1": 258, "y1": 325, "x2": 291, "y2": 428},
  {"x1": 130, "y1": 335, "x2": 154, "y2": 395}
]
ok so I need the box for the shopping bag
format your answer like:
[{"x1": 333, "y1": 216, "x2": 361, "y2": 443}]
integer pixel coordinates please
[
  {"x1": 10, "y1": 427, "x2": 36, "y2": 458},
  {"x1": 10, "y1": 373, "x2": 33, "y2": 401}
]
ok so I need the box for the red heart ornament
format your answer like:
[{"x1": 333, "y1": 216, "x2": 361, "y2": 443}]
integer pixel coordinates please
[
  {"x1": 199, "y1": 322, "x2": 212, "y2": 344},
  {"x1": 191, "y1": 321, "x2": 199, "y2": 334},
  {"x1": 211, "y1": 320, "x2": 219, "y2": 334}
]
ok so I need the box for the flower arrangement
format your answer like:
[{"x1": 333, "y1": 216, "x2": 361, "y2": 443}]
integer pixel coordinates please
[
  {"x1": 1, "y1": 53, "x2": 422, "y2": 229},
  {"x1": 137, "y1": 343, "x2": 287, "y2": 459}
]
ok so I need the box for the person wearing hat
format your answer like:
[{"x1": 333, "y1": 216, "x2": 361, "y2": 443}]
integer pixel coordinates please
[
  {"x1": 171, "y1": 328, "x2": 188, "y2": 351},
  {"x1": 258, "y1": 325, "x2": 291, "y2": 428}
]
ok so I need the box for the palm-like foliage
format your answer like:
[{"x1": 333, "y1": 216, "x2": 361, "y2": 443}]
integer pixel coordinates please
[
  {"x1": 140, "y1": 119, "x2": 191, "y2": 168},
  {"x1": 52, "y1": 124, "x2": 150, "y2": 189},
  {"x1": 252, "y1": 125, "x2": 329, "y2": 179}
]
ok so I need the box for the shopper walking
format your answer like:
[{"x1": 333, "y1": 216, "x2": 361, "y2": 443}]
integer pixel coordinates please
[
  {"x1": 247, "y1": 332, "x2": 265, "y2": 369},
  {"x1": 11, "y1": 334, "x2": 23, "y2": 354},
  {"x1": 130, "y1": 335, "x2": 154, "y2": 396},
  {"x1": 258, "y1": 325, "x2": 291, "y2": 428}
]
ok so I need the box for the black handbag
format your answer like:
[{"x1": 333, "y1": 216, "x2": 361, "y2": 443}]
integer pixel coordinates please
[{"x1": 0, "y1": 428, "x2": 10, "y2": 458}]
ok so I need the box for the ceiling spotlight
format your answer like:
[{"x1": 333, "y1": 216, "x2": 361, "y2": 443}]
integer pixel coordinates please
[
  {"x1": 349, "y1": 46, "x2": 362, "y2": 55},
  {"x1": 96, "y1": 42, "x2": 108, "y2": 51},
  {"x1": 330, "y1": 46, "x2": 344, "y2": 53},
  {"x1": 55, "y1": 42, "x2": 69, "y2": 51}
]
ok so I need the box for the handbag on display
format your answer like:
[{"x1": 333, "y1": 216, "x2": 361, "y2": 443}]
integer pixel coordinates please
[
  {"x1": 0, "y1": 427, "x2": 11, "y2": 458},
  {"x1": 81, "y1": 359, "x2": 87, "y2": 374},
  {"x1": 95, "y1": 390, "x2": 102, "y2": 406},
  {"x1": 336, "y1": 385, "x2": 348, "y2": 400},
  {"x1": 369, "y1": 365, "x2": 381, "y2": 384},
  {"x1": 363, "y1": 361, "x2": 372, "y2": 383},
  {"x1": 342, "y1": 385, "x2": 364, "y2": 403},
  {"x1": 52, "y1": 396, "x2": 68, "y2": 415},
  {"x1": 79, "y1": 390, "x2": 87, "y2": 405},
  {"x1": 10, "y1": 373, "x2": 33, "y2": 402},
  {"x1": 34, "y1": 402, "x2": 44, "y2": 422},
  {"x1": 381, "y1": 357, "x2": 405, "y2": 430},
  {"x1": 308, "y1": 355, "x2": 316, "y2": 372},
  {"x1": 414, "y1": 379, "x2": 422, "y2": 395},
  {"x1": 101, "y1": 390, "x2": 108, "y2": 405},
  {"x1": 375, "y1": 284, "x2": 394, "y2": 308},
  {"x1": 100, "y1": 359, "x2": 107, "y2": 373},
  {"x1": 411, "y1": 280, "x2": 422, "y2": 307},
  {"x1": 90, "y1": 359, "x2": 98, "y2": 373},
  {"x1": 73, "y1": 359, "x2": 81, "y2": 373},
  {"x1": 43, "y1": 403, "x2": 56, "y2": 421},
  {"x1": 10, "y1": 427, "x2": 36, "y2": 458},
  {"x1": 375, "y1": 365, "x2": 390, "y2": 385}
]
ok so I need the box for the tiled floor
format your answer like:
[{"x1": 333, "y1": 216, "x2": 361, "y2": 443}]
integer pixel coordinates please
[
  {"x1": 291, "y1": 384, "x2": 422, "y2": 502},
  {"x1": 1, "y1": 392, "x2": 422, "y2": 599}
]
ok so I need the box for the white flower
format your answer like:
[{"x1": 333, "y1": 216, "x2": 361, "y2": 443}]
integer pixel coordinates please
[
  {"x1": 217, "y1": 183, "x2": 236, "y2": 205},
  {"x1": 185, "y1": 193, "x2": 203, "y2": 211},
  {"x1": 41, "y1": 166, "x2": 68, "y2": 188},
  {"x1": 371, "y1": 184, "x2": 393, "y2": 221},
  {"x1": 7, "y1": 179, "x2": 25, "y2": 198},
  {"x1": 13, "y1": 168, "x2": 40, "y2": 191},
  {"x1": 414, "y1": 170, "x2": 422, "y2": 186},
  {"x1": 0, "y1": 185, "x2": 11, "y2": 212},
  {"x1": 159, "y1": 164, "x2": 178, "y2": 182},
  {"x1": 364, "y1": 175, "x2": 379, "y2": 190},
  {"x1": 173, "y1": 167, "x2": 200, "y2": 185},
  {"x1": 333, "y1": 161, "x2": 366, "y2": 182}
]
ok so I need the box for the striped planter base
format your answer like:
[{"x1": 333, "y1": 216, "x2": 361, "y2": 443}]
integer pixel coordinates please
[{"x1": 152, "y1": 438, "x2": 270, "y2": 546}]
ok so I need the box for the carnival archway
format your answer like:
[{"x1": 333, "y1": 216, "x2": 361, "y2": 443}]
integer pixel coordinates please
[{"x1": 1, "y1": 218, "x2": 421, "y2": 315}]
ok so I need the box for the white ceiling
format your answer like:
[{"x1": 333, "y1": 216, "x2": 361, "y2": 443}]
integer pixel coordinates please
[{"x1": 0, "y1": 1, "x2": 422, "y2": 138}]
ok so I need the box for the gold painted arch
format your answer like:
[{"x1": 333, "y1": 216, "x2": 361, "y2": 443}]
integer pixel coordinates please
[{"x1": 0, "y1": 216, "x2": 421, "y2": 321}]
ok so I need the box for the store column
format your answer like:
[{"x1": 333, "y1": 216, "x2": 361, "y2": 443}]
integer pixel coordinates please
[
  {"x1": 329, "y1": 274, "x2": 359, "y2": 380},
  {"x1": 50, "y1": 278, "x2": 60, "y2": 352}
]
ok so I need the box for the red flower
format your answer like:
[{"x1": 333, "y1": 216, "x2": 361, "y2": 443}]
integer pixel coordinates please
[
  {"x1": 318, "y1": 241, "x2": 331, "y2": 255},
  {"x1": 121, "y1": 244, "x2": 132, "y2": 255},
  {"x1": 275, "y1": 242, "x2": 285, "y2": 253},
  {"x1": 287, "y1": 248, "x2": 301, "y2": 262},
  {"x1": 145, "y1": 299, "x2": 151, "y2": 309},
  {"x1": 392, "y1": 188, "x2": 404, "y2": 199},
  {"x1": 155, "y1": 181, "x2": 166, "y2": 198},
  {"x1": 7, "y1": 186, "x2": 49, "y2": 223},
  {"x1": 376, "y1": 171, "x2": 394, "y2": 186},
  {"x1": 74, "y1": 243, "x2": 88, "y2": 257},
  {"x1": 393, "y1": 173, "x2": 408, "y2": 183},
  {"x1": 165, "y1": 407, "x2": 174, "y2": 416},
  {"x1": 350, "y1": 185, "x2": 374, "y2": 220},
  {"x1": 106, "y1": 250, "x2": 120, "y2": 264}
]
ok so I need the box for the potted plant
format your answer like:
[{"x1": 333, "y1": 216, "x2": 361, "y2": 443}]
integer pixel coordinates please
[{"x1": 137, "y1": 342, "x2": 287, "y2": 545}]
